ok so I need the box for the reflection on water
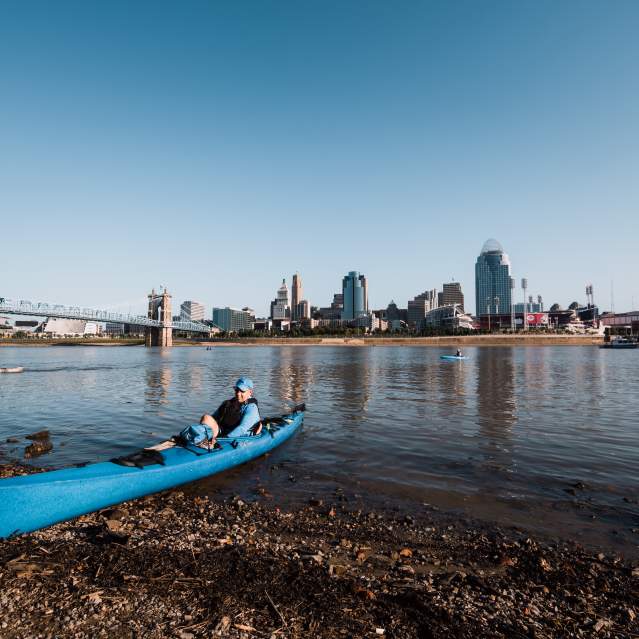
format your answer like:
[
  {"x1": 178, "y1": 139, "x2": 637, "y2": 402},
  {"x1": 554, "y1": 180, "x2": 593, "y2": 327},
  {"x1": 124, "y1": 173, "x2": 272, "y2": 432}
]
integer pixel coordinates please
[
  {"x1": 266, "y1": 347, "x2": 314, "y2": 410},
  {"x1": 476, "y1": 348, "x2": 516, "y2": 477},
  {"x1": 145, "y1": 362, "x2": 172, "y2": 410},
  {"x1": 1, "y1": 344, "x2": 639, "y2": 554}
]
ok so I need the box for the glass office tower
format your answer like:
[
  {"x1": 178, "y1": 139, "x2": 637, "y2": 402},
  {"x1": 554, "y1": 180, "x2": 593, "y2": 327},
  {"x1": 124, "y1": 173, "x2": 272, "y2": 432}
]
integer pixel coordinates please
[
  {"x1": 342, "y1": 271, "x2": 368, "y2": 320},
  {"x1": 475, "y1": 239, "x2": 513, "y2": 317}
]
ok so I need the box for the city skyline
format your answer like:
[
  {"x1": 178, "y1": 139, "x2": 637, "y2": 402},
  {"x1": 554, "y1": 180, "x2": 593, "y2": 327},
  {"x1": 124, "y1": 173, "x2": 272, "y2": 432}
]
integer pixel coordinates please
[{"x1": 1, "y1": 3, "x2": 637, "y2": 314}]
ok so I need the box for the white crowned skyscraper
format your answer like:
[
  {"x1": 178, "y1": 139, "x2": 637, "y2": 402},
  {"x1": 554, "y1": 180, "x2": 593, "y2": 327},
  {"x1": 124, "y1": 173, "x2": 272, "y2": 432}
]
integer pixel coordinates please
[{"x1": 474, "y1": 239, "x2": 513, "y2": 317}]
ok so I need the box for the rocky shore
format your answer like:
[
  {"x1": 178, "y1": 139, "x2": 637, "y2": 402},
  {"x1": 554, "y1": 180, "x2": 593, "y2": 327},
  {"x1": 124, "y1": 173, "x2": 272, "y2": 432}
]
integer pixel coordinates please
[{"x1": 1, "y1": 465, "x2": 637, "y2": 638}]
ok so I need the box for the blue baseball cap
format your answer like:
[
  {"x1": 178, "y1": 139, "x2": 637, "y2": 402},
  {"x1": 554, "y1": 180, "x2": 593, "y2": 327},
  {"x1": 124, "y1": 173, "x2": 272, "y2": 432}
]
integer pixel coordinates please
[{"x1": 234, "y1": 377, "x2": 254, "y2": 391}]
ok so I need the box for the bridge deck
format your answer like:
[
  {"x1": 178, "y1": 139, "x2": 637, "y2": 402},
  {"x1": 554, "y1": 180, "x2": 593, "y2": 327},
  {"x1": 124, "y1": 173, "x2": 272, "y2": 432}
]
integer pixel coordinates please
[{"x1": 0, "y1": 300, "x2": 210, "y2": 333}]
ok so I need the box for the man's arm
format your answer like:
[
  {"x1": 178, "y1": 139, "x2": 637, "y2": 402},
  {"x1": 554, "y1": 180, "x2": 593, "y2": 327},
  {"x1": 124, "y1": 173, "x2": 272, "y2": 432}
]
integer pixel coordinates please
[{"x1": 225, "y1": 403, "x2": 260, "y2": 438}]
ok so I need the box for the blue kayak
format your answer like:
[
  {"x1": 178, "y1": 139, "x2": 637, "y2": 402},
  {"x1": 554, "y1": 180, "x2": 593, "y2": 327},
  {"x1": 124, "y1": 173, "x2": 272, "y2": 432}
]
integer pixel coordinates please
[
  {"x1": 0, "y1": 406, "x2": 304, "y2": 539},
  {"x1": 440, "y1": 355, "x2": 468, "y2": 361}
]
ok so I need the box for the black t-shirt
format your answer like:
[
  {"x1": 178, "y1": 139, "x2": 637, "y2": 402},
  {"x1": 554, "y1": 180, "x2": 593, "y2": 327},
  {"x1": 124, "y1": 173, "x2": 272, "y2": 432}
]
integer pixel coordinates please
[{"x1": 213, "y1": 397, "x2": 259, "y2": 437}]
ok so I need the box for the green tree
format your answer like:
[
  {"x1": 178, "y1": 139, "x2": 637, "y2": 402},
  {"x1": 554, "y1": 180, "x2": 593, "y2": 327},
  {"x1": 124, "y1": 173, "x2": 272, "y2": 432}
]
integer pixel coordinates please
[
  {"x1": 568, "y1": 301, "x2": 579, "y2": 310},
  {"x1": 550, "y1": 303, "x2": 561, "y2": 312}
]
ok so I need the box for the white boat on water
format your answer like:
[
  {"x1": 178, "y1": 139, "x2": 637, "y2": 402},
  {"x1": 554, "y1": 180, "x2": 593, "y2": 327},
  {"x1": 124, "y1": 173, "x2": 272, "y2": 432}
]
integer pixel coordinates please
[{"x1": 0, "y1": 367, "x2": 24, "y2": 373}]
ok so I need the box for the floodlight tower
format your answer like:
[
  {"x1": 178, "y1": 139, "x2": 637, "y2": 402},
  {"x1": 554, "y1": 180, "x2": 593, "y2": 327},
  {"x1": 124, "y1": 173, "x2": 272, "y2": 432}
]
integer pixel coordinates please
[
  {"x1": 510, "y1": 279, "x2": 516, "y2": 331},
  {"x1": 537, "y1": 295, "x2": 543, "y2": 311},
  {"x1": 521, "y1": 278, "x2": 528, "y2": 330}
]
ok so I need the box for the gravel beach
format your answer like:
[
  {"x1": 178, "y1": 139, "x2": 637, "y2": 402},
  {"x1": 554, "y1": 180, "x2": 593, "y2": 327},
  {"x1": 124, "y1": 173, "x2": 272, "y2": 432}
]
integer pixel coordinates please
[{"x1": 1, "y1": 464, "x2": 638, "y2": 638}]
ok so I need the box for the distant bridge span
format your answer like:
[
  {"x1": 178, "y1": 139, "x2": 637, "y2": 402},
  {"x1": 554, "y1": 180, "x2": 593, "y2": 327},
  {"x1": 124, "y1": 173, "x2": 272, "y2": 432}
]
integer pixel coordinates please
[{"x1": 0, "y1": 297, "x2": 210, "y2": 335}]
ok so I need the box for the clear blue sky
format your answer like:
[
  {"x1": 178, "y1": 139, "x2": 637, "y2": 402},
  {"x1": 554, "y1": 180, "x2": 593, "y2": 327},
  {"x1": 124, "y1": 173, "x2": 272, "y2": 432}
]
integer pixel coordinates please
[{"x1": 2, "y1": 1, "x2": 638, "y2": 316}]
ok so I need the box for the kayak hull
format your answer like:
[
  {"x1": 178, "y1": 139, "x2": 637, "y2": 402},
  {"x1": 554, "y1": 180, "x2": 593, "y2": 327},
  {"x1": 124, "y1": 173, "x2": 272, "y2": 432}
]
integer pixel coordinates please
[
  {"x1": 0, "y1": 410, "x2": 303, "y2": 538},
  {"x1": 440, "y1": 355, "x2": 468, "y2": 361}
]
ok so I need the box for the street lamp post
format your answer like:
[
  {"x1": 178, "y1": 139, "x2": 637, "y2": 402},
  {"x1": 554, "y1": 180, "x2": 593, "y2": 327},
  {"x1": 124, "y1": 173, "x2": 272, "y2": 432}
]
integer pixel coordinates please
[
  {"x1": 486, "y1": 297, "x2": 491, "y2": 332},
  {"x1": 494, "y1": 296, "x2": 500, "y2": 330}
]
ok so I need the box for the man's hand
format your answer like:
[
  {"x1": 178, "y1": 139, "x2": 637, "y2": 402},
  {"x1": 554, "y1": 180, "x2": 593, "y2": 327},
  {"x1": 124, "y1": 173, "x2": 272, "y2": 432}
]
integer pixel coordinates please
[{"x1": 249, "y1": 422, "x2": 263, "y2": 436}]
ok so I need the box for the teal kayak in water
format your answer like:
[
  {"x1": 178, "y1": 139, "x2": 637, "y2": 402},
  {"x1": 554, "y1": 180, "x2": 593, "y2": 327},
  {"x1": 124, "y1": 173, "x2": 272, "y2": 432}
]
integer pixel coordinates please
[
  {"x1": 440, "y1": 355, "x2": 468, "y2": 361},
  {"x1": 0, "y1": 405, "x2": 304, "y2": 539}
]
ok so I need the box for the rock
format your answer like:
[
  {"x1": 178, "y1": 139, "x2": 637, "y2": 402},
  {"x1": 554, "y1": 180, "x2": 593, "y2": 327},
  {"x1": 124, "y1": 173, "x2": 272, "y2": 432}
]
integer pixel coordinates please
[
  {"x1": 24, "y1": 440, "x2": 53, "y2": 458},
  {"x1": 216, "y1": 616, "x2": 231, "y2": 632},
  {"x1": 102, "y1": 508, "x2": 128, "y2": 520},
  {"x1": 355, "y1": 548, "x2": 373, "y2": 563},
  {"x1": 6, "y1": 437, "x2": 20, "y2": 444},
  {"x1": 539, "y1": 557, "x2": 552, "y2": 572},
  {"x1": 25, "y1": 430, "x2": 51, "y2": 441},
  {"x1": 105, "y1": 520, "x2": 123, "y2": 532},
  {"x1": 308, "y1": 498, "x2": 323, "y2": 507},
  {"x1": 329, "y1": 563, "x2": 348, "y2": 576}
]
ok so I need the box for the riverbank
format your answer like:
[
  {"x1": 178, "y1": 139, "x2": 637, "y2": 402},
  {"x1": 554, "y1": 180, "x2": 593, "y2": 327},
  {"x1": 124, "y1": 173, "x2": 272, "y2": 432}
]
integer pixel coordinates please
[
  {"x1": 0, "y1": 464, "x2": 636, "y2": 638},
  {"x1": 0, "y1": 339, "x2": 144, "y2": 347},
  {"x1": 1, "y1": 335, "x2": 603, "y2": 347},
  {"x1": 195, "y1": 334, "x2": 604, "y2": 347}
]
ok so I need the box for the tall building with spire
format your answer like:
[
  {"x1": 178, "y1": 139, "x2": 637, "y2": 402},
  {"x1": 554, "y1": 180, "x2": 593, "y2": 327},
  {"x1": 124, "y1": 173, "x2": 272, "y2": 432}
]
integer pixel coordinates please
[
  {"x1": 342, "y1": 271, "x2": 368, "y2": 320},
  {"x1": 475, "y1": 239, "x2": 513, "y2": 317},
  {"x1": 271, "y1": 278, "x2": 290, "y2": 320}
]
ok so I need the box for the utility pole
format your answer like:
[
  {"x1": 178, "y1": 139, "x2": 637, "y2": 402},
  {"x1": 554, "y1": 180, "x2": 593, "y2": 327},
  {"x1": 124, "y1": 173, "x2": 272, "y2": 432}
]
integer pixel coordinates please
[{"x1": 486, "y1": 297, "x2": 491, "y2": 332}]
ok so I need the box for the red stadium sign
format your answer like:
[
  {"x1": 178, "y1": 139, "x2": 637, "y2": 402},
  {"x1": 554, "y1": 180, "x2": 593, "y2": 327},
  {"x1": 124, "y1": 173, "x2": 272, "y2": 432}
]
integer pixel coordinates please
[{"x1": 526, "y1": 313, "x2": 548, "y2": 326}]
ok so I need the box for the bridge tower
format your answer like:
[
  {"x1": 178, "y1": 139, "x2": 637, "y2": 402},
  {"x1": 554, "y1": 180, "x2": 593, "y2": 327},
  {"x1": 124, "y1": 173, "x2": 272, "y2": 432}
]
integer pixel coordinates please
[{"x1": 145, "y1": 288, "x2": 173, "y2": 347}]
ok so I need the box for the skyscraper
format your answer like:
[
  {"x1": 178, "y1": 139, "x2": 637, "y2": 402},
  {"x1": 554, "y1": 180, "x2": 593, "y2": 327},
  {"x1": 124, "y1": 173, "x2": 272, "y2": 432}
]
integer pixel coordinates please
[
  {"x1": 407, "y1": 289, "x2": 438, "y2": 328},
  {"x1": 342, "y1": 271, "x2": 368, "y2": 320},
  {"x1": 291, "y1": 273, "x2": 302, "y2": 320},
  {"x1": 438, "y1": 282, "x2": 464, "y2": 310},
  {"x1": 212, "y1": 307, "x2": 253, "y2": 333},
  {"x1": 180, "y1": 300, "x2": 205, "y2": 322},
  {"x1": 271, "y1": 278, "x2": 290, "y2": 320},
  {"x1": 475, "y1": 239, "x2": 513, "y2": 317}
]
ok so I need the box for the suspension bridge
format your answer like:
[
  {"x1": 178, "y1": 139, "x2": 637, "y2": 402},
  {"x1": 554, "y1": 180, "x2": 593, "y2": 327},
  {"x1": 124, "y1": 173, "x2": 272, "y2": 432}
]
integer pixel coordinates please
[{"x1": 0, "y1": 289, "x2": 211, "y2": 347}]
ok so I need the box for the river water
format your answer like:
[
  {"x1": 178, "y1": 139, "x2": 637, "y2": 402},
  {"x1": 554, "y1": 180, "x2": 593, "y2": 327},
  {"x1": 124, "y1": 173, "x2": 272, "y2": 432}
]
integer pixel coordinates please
[{"x1": 1, "y1": 345, "x2": 638, "y2": 555}]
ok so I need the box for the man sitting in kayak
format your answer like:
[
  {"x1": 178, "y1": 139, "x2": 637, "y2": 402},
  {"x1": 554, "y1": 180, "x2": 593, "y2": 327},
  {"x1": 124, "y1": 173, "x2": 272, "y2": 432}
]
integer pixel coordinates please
[
  {"x1": 199, "y1": 377, "x2": 262, "y2": 440},
  {"x1": 456, "y1": 349, "x2": 462, "y2": 357}
]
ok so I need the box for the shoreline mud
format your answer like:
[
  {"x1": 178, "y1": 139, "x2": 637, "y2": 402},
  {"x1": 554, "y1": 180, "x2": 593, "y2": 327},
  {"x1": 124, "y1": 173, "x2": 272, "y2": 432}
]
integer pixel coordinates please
[{"x1": 1, "y1": 463, "x2": 637, "y2": 638}]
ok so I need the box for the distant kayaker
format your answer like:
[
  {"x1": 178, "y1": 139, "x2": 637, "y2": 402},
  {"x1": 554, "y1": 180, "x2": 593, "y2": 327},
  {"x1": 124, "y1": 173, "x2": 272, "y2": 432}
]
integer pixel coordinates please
[
  {"x1": 456, "y1": 349, "x2": 462, "y2": 357},
  {"x1": 199, "y1": 377, "x2": 262, "y2": 440}
]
